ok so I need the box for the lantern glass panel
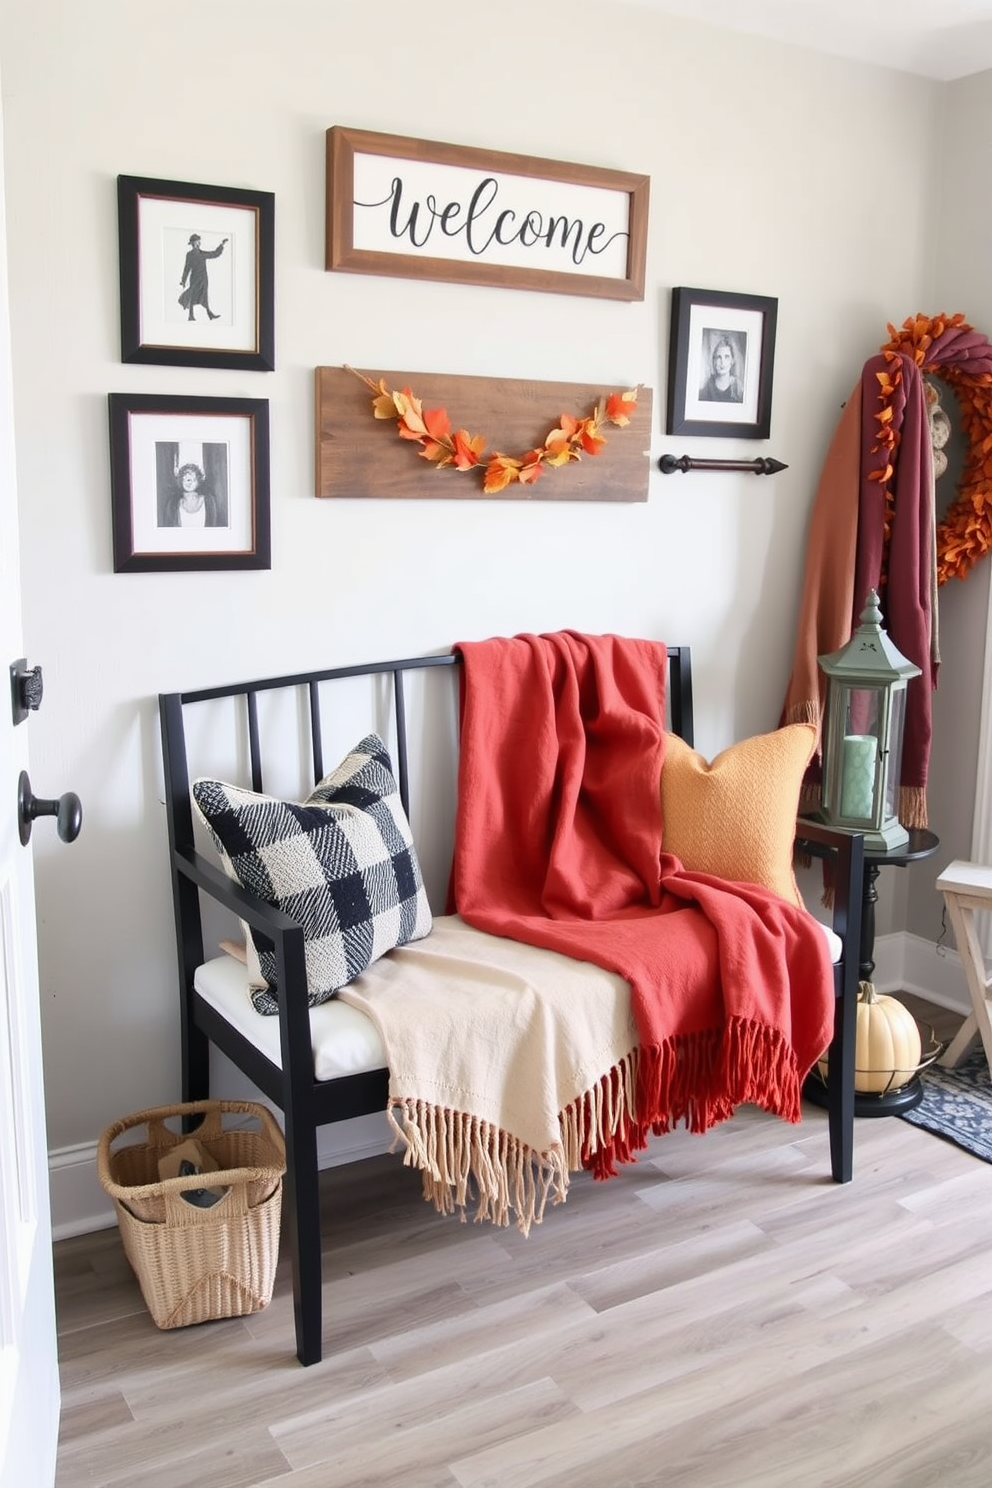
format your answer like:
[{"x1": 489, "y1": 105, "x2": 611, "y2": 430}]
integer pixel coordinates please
[
  {"x1": 834, "y1": 684, "x2": 883, "y2": 823},
  {"x1": 885, "y1": 687, "x2": 907, "y2": 820},
  {"x1": 841, "y1": 685, "x2": 881, "y2": 742}
]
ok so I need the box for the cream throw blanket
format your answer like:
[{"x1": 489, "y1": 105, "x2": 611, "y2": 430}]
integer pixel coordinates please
[{"x1": 337, "y1": 914, "x2": 638, "y2": 1232}]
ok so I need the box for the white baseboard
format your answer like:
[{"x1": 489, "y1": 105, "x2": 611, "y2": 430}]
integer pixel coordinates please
[
  {"x1": 49, "y1": 1142, "x2": 116, "y2": 1240},
  {"x1": 872, "y1": 930, "x2": 971, "y2": 1014},
  {"x1": 51, "y1": 931, "x2": 971, "y2": 1240}
]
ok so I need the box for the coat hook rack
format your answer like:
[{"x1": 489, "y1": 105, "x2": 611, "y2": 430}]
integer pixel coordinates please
[{"x1": 658, "y1": 454, "x2": 788, "y2": 476}]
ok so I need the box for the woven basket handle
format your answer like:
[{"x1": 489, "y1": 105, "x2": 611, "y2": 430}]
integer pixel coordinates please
[
  {"x1": 139, "y1": 1099, "x2": 283, "y2": 1151},
  {"x1": 144, "y1": 1100, "x2": 228, "y2": 1148},
  {"x1": 96, "y1": 1100, "x2": 285, "y2": 1203}
]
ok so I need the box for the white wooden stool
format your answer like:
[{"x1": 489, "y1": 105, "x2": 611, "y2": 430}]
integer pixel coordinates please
[{"x1": 935, "y1": 859, "x2": 992, "y2": 1072}]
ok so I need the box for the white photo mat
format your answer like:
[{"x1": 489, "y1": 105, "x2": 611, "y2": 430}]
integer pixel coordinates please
[
  {"x1": 681, "y1": 301, "x2": 764, "y2": 427},
  {"x1": 128, "y1": 412, "x2": 255, "y2": 555},
  {"x1": 137, "y1": 197, "x2": 258, "y2": 354}
]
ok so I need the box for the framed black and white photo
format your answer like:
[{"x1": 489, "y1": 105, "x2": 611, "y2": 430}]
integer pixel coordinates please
[
  {"x1": 666, "y1": 287, "x2": 778, "y2": 439},
  {"x1": 117, "y1": 175, "x2": 275, "y2": 370},
  {"x1": 108, "y1": 394, "x2": 270, "y2": 572}
]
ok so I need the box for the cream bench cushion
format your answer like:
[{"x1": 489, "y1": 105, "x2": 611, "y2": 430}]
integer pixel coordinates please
[{"x1": 194, "y1": 912, "x2": 842, "y2": 1083}]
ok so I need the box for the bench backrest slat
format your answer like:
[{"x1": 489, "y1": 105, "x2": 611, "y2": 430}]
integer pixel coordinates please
[{"x1": 159, "y1": 644, "x2": 692, "y2": 876}]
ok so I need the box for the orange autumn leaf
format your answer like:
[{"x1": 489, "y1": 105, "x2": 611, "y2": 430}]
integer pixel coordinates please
[
  {"x1": 392, "y1": 387, "x2": 419, "y2": 414},
  {"x1": 394, "y1": 389, "x2": 427, "y2": 439},
  {"x1": 517, "y1": 451, "x2": 545, "y2": 485},
  {"x1": 423, "y1": 406, "x2": 452, "y2": 441},
  {"x1": 417, "y1": 406, "x2": 456, "y2": 465},
  {"x1": 451, "y1": 429, "x2": 487, "y2": 470},
  {"x1": 605, "y1": 389, "x2": 638, "y2": 426},
  {"x1": 577, "y1": 418, "x2": 606, "y2": 456},
  {"x1": 372, "y1": 385, "x2": 400, "y2": 420},
  {"x1": 543, "y1": 439, "x2": 576, "y2": 468},
  {"x1": 543, "y1": 416, "x2": 582, "y2": 465},
  {"x1": 419, "y1": 439, "x2": 453, "y2": 466},
  {"x1": 546, "y1": 414, "x2": 580, "y2": 445},
  {"x1": 483, "y1": 454, "x2": 522, "y2": 494}
]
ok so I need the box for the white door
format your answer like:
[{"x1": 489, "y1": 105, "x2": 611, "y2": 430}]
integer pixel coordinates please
[{"x1": 0, "y1": 79, "x2": 61, "y2": 1488}]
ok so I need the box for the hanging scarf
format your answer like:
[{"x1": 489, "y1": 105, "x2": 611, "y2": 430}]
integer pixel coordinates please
[{"x1": 781, "y1": 352, "x2": 935, "y2": 826}]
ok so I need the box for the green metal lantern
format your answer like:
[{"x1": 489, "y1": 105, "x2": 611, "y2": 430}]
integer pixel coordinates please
[{"x1": 817, "y1": 589, "x2": 921, "y2": 852}]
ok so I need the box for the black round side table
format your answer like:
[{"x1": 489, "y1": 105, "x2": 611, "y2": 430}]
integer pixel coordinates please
[{"x1": 808, "y1": 827, "x2": 940, "y2": 1117}]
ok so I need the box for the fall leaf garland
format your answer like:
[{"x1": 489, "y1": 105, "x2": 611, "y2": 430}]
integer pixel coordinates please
[
  {"x1": 871, "y1": 313, "x2": 992, "y2": 585},
  {"x1": 346, "y1": 366, "x2": 639, "y2": 495}
]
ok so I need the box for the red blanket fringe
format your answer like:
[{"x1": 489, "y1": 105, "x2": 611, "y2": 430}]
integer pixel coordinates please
[{"x1": 582, "y1": 1018, "x2": 802, "y2": 1180}]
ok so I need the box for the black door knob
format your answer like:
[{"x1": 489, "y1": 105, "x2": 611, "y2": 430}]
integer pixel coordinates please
[{"x1": 17, "y1": 770, "x2": 82, "y2": 846}]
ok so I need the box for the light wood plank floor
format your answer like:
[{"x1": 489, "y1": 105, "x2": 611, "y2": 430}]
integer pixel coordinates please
[{"x1": 54, "y1": 997, "x2": 992, "y2": 1488}]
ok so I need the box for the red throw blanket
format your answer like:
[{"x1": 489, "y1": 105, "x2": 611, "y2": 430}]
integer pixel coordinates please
[{"x1": 451, "y1": 631, "x2": 835, "y2": 1176}]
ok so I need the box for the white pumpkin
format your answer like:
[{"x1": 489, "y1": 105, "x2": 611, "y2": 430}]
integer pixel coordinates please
[{"x1": 817, "y1": 981, "x2": 922, "y2": 1094}]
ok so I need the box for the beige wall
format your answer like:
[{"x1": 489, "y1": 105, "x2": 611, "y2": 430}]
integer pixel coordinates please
[{"x1": 0, "y1": 1, "x2": 964, "y2": 1157}]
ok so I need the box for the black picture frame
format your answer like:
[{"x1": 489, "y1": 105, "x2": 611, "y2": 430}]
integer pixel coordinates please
[
  {"x1": 108, "y1": 393, "x2": 271, "y2": 572},
  {"x1": 666, "y1": 287, "x2": 778, "y2": 439},
  {"x1": 117, "y1": 175, "x2": 275, "y2": 370}
]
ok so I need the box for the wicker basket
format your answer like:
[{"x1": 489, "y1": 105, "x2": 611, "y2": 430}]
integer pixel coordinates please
[{"x1": 97, "y1": 1099, "x2": 285, "y2": 1330}]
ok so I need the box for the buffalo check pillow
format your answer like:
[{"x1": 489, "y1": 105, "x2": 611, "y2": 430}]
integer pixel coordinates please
[{"x1": 191, "y1": 734, "x2": 432, "y2": 1014}]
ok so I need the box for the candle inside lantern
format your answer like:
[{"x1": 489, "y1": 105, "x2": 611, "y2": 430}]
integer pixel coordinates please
[{"x1": 839, "y1": 733, "x2": 877, "y2": 818}]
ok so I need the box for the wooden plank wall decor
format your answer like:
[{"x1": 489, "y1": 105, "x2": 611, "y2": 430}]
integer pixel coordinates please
[{"x1": 314, "y1": 367, "x2": 653, "y2": 502}]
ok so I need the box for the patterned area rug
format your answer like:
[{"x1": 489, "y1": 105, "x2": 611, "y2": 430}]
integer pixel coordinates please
[{"x1": 900, "y1": 1046, "x2": 992, "y2": 1162}]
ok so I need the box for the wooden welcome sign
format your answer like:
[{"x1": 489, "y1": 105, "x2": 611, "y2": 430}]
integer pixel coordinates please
[
  {"x1": 314, "y1": 367, "x2": 653, "y2": 503},
  {"x1": 326, "y1": 127, "x2": 649, "y2": 302}
]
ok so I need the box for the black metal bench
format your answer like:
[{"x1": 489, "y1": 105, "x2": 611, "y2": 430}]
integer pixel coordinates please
[{"x1": 159, "y1": 647, "x2": 862, "y2": 1366}]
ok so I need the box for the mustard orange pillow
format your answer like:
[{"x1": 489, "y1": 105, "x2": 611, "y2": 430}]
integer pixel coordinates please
[{"x1": 659, "y1": 724, "x2": 817, "y2": 908}]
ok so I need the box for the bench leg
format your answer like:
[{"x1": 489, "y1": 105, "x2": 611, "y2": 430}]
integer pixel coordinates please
[
  {"x1": 826, "y1": 969, "x2": 856, "y2": 1183},
  {"x1": 281, "y1": 1115, "x2": 323, "y2": 1366}
]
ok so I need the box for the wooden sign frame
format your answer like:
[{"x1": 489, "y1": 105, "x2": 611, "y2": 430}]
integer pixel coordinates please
[{"x1": 326, "y1": 127, "x2": 649, "y2": 302}]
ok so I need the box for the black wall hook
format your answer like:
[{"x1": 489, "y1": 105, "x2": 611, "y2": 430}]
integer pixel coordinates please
[{"x1": 658, "y1": 454, "x2": 787, "y2": 476}]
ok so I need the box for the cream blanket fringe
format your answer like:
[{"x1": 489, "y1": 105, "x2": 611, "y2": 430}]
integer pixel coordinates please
[{"x1": 387, "y1": 1048, "x2": 639, "y2": 1236}]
